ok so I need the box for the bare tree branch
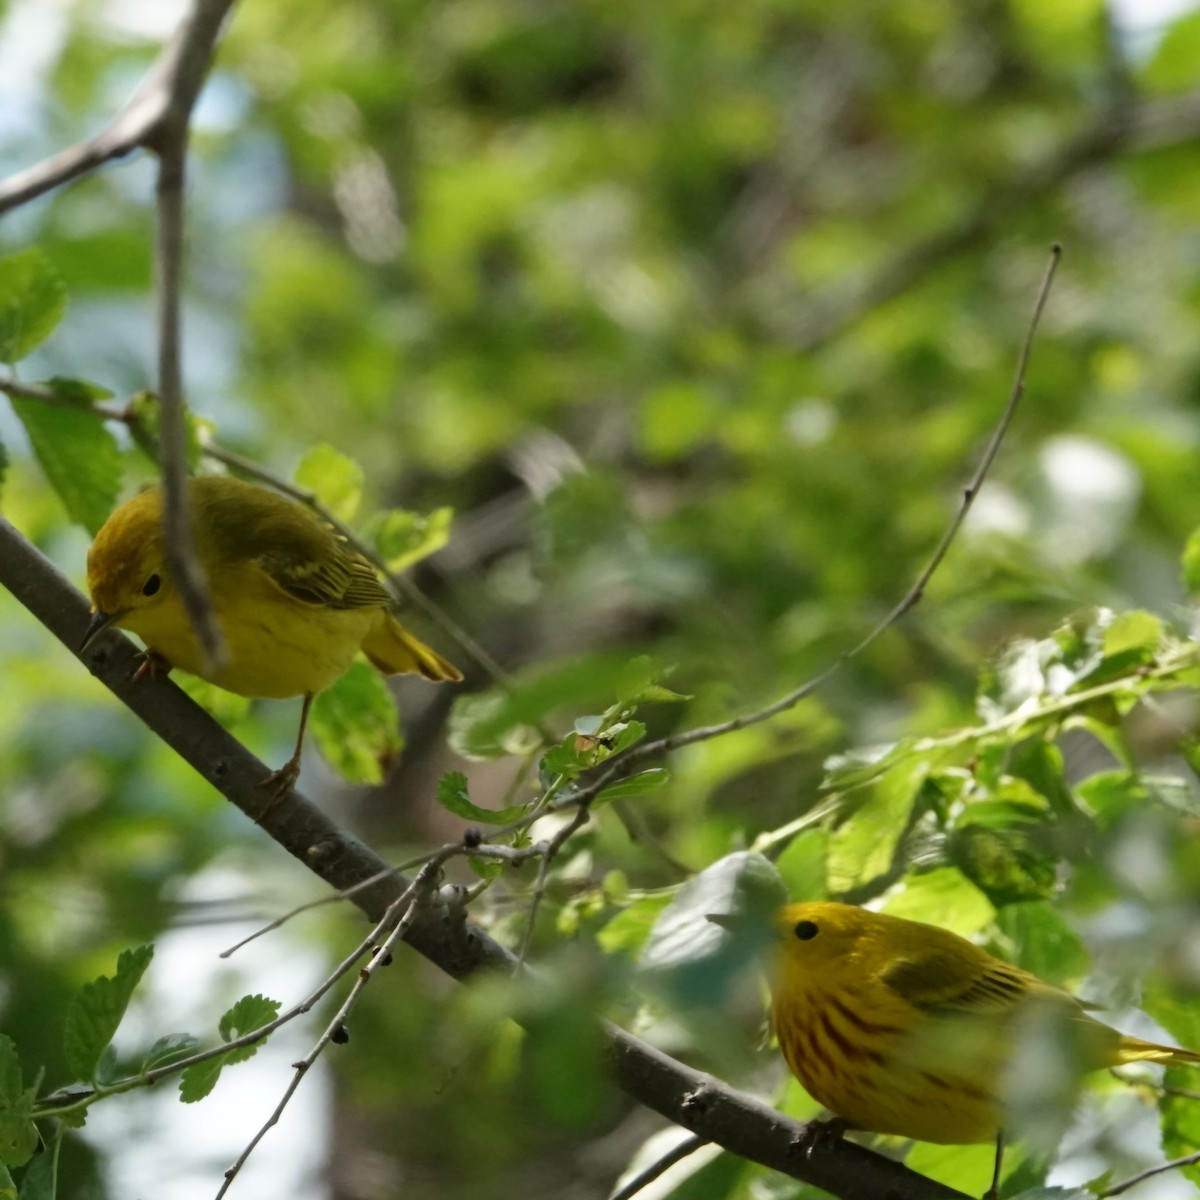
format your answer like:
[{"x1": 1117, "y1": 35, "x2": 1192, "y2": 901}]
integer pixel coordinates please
[
  {"x1": 0, "y1": 517, "x2": 968, "y2": 1200},
  {"x1": 0, "y1": 0, "x2": 237, "y2": 215}
]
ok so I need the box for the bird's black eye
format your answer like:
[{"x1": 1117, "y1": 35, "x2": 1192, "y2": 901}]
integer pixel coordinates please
[
  {"x1": 793, "y1": 919, "x2": 819, "y2": 941},
  {"x1": 142, "y1": 573, "x2": 161, "y2": 597}
]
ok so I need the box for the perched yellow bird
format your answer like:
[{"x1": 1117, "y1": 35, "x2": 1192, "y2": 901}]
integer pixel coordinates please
[
  {"x1": 83, "y1": 475, "x2": 461, "y2": 794},
  {"x1": 712, "y1": 901, "x2": 1200, "y2": 1196}
]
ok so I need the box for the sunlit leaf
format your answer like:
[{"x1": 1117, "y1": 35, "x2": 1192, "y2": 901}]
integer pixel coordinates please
[{"x1": 294, "y1": 443, "x2": 363, "y2": 522}]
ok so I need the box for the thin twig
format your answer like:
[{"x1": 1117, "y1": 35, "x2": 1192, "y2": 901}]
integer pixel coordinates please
[
  {"x1": 1102, "y1": 1149, "x2": 1200, "y2": 1197},
  {"x1": 609, "y1": 1133, "x2": 710, "y2": 1200},
  {"x1": 215, "y1": 854, "x2": 451, "y2": 1199},
  {"x1": 153, "y1": 135, "x2": 227, "y2": 672}
]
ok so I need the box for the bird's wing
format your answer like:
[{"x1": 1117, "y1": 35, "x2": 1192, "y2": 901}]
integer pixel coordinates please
[
  {"x1": 880, "y1": 948, "x2": 1052, "y2": 1017},
  {"x1": 257, "y1": 534, "x2": 390, "y2": 610}
]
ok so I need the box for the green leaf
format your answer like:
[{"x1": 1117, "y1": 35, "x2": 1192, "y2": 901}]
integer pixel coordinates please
[
  {"x1": 593, "y1": 768, "x2": 669, "y2": 807},
  {"x1": 881, "y1": 867, "x2": 995, "y2": 937},
  {"x1": 773, "y1": 828, "x2": 828, "y2": 902},
  {"x1": 447, "y1": 654, "x2": 637, "y2": 761},
  {"x1": 310, "y1": 660, "x2": 403, "y2": 784},
  {"x1": 294, "y1": 443, "x2": 363, "y2": 522},
  {"x1": 0, "y1": 1038, "x2": 37, "y2": 1170},
  {"x1": 179, "y1": 995, "x2": 281, "y2": 1104},
  {"x1": 15, "y1": 1129, "x2": 58, "y2": 1200},
  {"x1": 0, "y1": 248, "x2": 66, "y2": 363},
  {"x1": 10, "y1": 400, "x2": 121, "y2": 534},
  {"x1": 63, "y1": 945, "x2": 153, "y2": 1083},
  {"x1": 947, "y1": 789, "x2": 1060, "y2": 905},
  {"x1": 368, "y1": 506, "x2": 454, "y2": 572},
  {"x1": 826, "y1": 758, "x2": 928, "y2": 894},
  {"x1": 0, "y1": 1163, "x2": 13, "y2": 1200},
  {"x1": 435, "y1": 771, "x2": 526, "y2": 824}
]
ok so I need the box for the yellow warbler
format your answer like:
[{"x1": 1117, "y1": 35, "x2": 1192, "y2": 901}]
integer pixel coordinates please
[
  {"x1": 713, "y1": 901, "x2": 1200, "y2": 1194},
  {"x1": 83, "y1": 475, "x2": 461, "y2": 793}
]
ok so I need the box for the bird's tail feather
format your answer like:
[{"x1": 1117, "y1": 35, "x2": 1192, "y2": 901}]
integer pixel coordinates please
[
  {"x1": 1117, "y1": 1035, "x2": 1200, "y2": 1068},
  {"x1": 362, "y1": 612, "x2": 462, "y2": 682}
]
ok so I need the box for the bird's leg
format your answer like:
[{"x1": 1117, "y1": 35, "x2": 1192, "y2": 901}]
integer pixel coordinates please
[
  {"x1": 259, "y1": 693, "x2": 313, "y2": 818},
  {"x1": 132, "y1": 649, "x2": 173, "y2": 682},
  {"x1": 983, "y1": 1131, "x2": 1005, "y2": 1200}
]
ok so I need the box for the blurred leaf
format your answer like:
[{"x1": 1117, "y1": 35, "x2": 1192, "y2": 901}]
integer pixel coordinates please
[
  {"x1": 597, "y1": 893, "x2": 673, "y2": 956},
  {"x1": 827, "y1": 758, "x2": 928, "y2": 894},
  {"x1": 38, "y1": 377, "x2": 113, "y2": 405},
  {"x1": 368, "y1": 506, "x2": 454, "y2": 572},
  {"x1": 0, "y1": 248, "x2": 66, "y2": 363},
  {"x1": 310, "y1": 659, "x2": 402, "y2": 784},
  {"x1": 1184, "y1": 526, "x2": 1200, "y2": 594},
  {"x1": 0, "y1": 1037, "x2": 36, "y2": 1170},
  {"x1": 1144, "y1": 10, "x2": 1200, "y2": 93},
  {"x1": 593, "y1": 768, "x2": 669, "y2": 807},
  {"x1": 994, "y1": 903, "x2": 1088, "y2": 987},
  {"x1": 640, "y1": 851, "x2": 785, "y2": 1006},
  {"x1": 63, "y1": 945, "x2": 153, "y2": 1083},
  {"x1": 435, "y1": 770, "x2": 526, "y2": 824},
  {"x1": 294, "y1": 443, "x2": 363, "y2": 522},
  {"x1": 179, "y1": 994, "x2": 281, "y2": 1104},
  {"x1": 10, "y1": 399, "x2": 121, "y2": 533},
  {"x1": 773, "y1": 829, "x2": 829, "y2": 902}
]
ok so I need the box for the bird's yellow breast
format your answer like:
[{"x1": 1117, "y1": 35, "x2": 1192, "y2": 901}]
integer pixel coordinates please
[{"x1": 121, "y1": 563, "x2": 379, "y2": 699}]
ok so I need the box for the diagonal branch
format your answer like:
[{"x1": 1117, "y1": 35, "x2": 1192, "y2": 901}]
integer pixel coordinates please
[
  {"x1": 0, "y1": 516, "x2": 967, "y2": 1200},
  {"x1": 0, "y1": 0, "x2": 237, "y2": 215}
]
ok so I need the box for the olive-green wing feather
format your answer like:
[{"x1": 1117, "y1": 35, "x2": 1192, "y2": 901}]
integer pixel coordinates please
[
  {"x1": 881, "y1": 949, "x2": 1049, "y2": 1017},
  {"x1": 258, "y1": 539, "x2": 390, "y2": 609},
  {"x1": 194, "y1": 475, "x2": 391, "y2": 610}
]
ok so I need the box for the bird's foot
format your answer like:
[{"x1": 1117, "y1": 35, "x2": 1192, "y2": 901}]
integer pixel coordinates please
[
  {"x1": 257, "y1": 755, "x2": 301, "y2": 821},
  {"x1": 132, "y1": 650, "x2": 172, "y2": 683}
]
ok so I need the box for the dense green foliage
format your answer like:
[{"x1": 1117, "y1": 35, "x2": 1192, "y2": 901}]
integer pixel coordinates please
[{"x1": 5, "y1": 1, "x2": 1200, "y2": 1198}]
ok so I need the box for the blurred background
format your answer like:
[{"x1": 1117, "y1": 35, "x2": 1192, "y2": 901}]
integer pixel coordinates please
[{"x1": 5, "y1": 0, "x2": 1200, "y2": 1197}]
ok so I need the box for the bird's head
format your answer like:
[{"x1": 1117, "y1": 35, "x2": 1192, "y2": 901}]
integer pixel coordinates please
[{"x1": 82, "y1": 487, "x2": 171, "y2": 648}]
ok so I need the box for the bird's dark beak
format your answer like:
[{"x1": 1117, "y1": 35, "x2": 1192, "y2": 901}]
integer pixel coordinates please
[{"x1": 80, "y1": 608, "x2": 118, "y2": 652}]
